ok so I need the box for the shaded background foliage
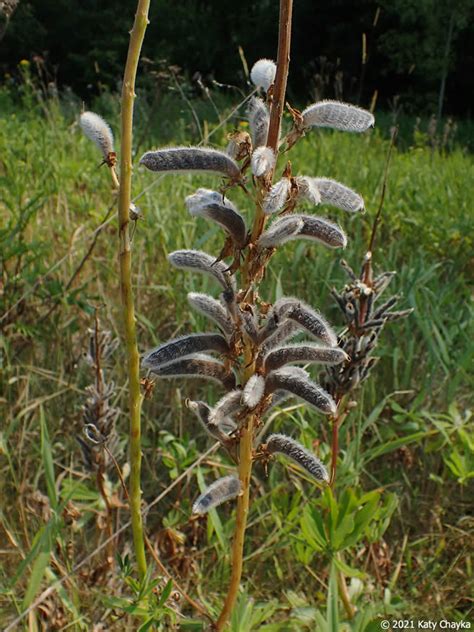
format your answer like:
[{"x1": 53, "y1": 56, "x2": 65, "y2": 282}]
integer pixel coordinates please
[{"x1": 2, "y1": 0, "x2": 474, "y2": 115}]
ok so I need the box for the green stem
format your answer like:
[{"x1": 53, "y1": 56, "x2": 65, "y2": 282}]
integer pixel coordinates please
[{"x1": 118, "y1": 0, "x2": 151, "y2": 580}]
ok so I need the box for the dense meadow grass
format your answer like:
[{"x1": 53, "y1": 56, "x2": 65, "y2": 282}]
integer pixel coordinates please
[{"x1": 0, "y1": 80, "x2": 473, "y2": 630}]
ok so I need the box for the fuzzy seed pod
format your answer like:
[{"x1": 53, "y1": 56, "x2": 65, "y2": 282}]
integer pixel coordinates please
[
  {"x1": 311, "y1": 178, "x2": 364, "y2": 213},
  {"x1": 187, "y1": 292, "x2": 234, "y2": 336},
  {"x1": 265, "y1": 367, "x2": 336, "y2": 414},
  {"x1": 186, "y1": 399, "x2": 236, "y2": 442},
  {"x1": 265, "y1": 433, "x2": 329, "y2": 482},
  {"x1": 272, "y1": 298, "x2": 338, "y2": 347},
  {"x1": 373, "y1": 271, "x2": 396, "y2": 296},
  {"x1": 209, "y1": 390, "x2": 243, "y2": 427},
  {"x1": 293, "y1": 215, "x2": 347, "y2": 248},
  {"x1": 79, "y1": 111, "x2": 114, "y2": 161},
  {"x1": 240, "y1": 307, "x2": 260, "y2": 343},
  {"x1": 243, "y1": 374, "x2": 266, "y2": 409},
  {"x1": 148, "y1": 354, "x2": 236, "y2": 390},
  {"x1": 301, "y1": 101, "x2": 375, "y2": 133},
  {"x1": 185, "y1": 188, "x2": 247, "y2": 246},
  {"x1": 258, "y1": 216, "x2": 304, "y2": 248},
  {"x1": 168, "y1": 250, "x2": 236, "y2": 291},
  {"x1": 250, "y1": 59, "x2": 277, "y2": 92},
  {"x1": 251, "y1": 146, "x2": 276, "y2": 177},
  {"x1": 139, "y1": 147, "x2": 241, "y2": 180},
  {"x1": 193, "y1": 475, "x2": 242, "y2": 514},
  {"x1": 263, "y1": 178, "x2": 292, "y2": 215},
  {"x1": 263, "y1": 343, "x2": 348, "y2": 373},
  {"x1": 247, "y1": 96, "x2": 270, "y2": 147},
  {"x1": 142, "y1": 333, "x2": 229, "y2": 369},
  {"x1": 259, "y1": 319, "x2": 301, "y2": 353},
  {"x1": 295, "y1": 176, "x2": 322, "y2": 206}
]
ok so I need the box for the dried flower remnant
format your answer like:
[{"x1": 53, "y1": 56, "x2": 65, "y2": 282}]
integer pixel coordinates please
[
  {"x1": 265, "y1": 433, "x2": 329, "y2": 483},
  {"x1": 250, "y1": 58, "x2": 277, "y2": 92},
  {"x1": 80, "y1": 111, "x2": 115, "y2": 165},
  {"x1": 140, "y1": 147, "x2": 241, "y2": 180},
  {"x1": 251, "y1": 146, "x2": 276, "y2": 177},
  {"x1": 262, "y1": 178, "x2": 292, "y2": 214},
  {"x1": 193, "y1": 476, "x2": 242, "y2": 514},
  {"x1": 242, "y1": 374, "x2": 265, "y2": 409}
]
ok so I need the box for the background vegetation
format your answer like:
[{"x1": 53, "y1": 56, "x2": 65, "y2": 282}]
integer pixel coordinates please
[{"x1": 0, "y1": 6, "x2": 473, "y2": 629}]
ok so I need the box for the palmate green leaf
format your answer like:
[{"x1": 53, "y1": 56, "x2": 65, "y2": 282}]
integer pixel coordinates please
[{"x1": 333, "y1": 554, "x2": 366, "y2": 579}]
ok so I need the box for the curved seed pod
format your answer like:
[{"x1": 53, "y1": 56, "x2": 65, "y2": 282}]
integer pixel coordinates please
[
  {"x1": 193, "y1": 475, "x2": 242, "y2": 514},
  {"x1": 250, "y1": 59, "x2": 277, "y2": 92},
  {"x1": 149, "y1": 354, "x2": 236, "y2": 389},
  {"x1": 301, "y1": 101, "x2": 375, "y2": 133},
  {"x1": 209, "y1": 390, "x2": 243, "y2": 427},
  {"x1": 293, "y1": 215, "x2": 347, "y2": 248},
  {"x1": 311, "y1": 178, "x2": 364, "y2": 212},
  {"x1": 240, "y1": 307, "x2": 259, "y2": 343},
  {"x1": 168, "y1": 250, "x2": 236, "y2": 291},
  {"x1": 142, "y1": 333, "x2": 229, "y2": 369},
  {"x1": 187, "y1": 292, "x2": 234, "y2": 336},
  {"x1": 258, "y1": 216, "x2": 304, "y2": 248},
  {"x1": 374, "y1": 271, "x2": 396, "y2": 296},
  {"x1": 265, "y1": 433, "x2": 329, "y2": 482},
  {"x1": 139, "y1": 147, "x2": 241, "y2": 180},
  {"x1": 260, "y1": 319, "x2": 301, "y2": 353},
  {"x1": 247, "y1": 96, "x2": 270, "y2": 147},
  {"x1": 186, "y1": 399, "x2": 236, "y2": 441},
  {"x1": 251, "y1": 146, "x2": 275, "y2": 177},
  {"x1": 295, "y1": 176, "x2": 322, "y2": 206},
  {"x1": 185, "y1": 189, "x2": 247, "y2": 246},
  {"x1": 243, "y1": 374, "x2": 265, "y2": 409},
  {"x1": 263, "y1": 178, "x2": 292, "y2": 215},
  {"x1": 264, "y1": 343, "x2": 348, "y2": 373},
  {"x1": 80, "y1": 111, "x2": 114, "y2": 161},
  {"x1": 271, "y1": 297, "x2": 338, "y2": 347},
  {"x1": 265, "y1": 367, "x2": 336, "y2": 414}
]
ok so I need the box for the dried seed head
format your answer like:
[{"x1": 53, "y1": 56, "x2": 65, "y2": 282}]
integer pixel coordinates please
[
  {"x1": 142, "y1": 333, "x2": 229, "y2": 369},
  {"x1": 263, "y1": 178, "x2": 292, "y2": 215},
  {"x1": 258, "y1": 216, "x2": 304, "y2": 248},
  {"x1": 250, "y1": 59, "x2": 277, "y2": 92},
  {"x1": 301, "y1": 101, "x2": 375, "y2": 133},
  {"x1": 148, "y1": 354, "x2": 236, "y2": 390},
  {"x1": 186, "y1": 188, "x2": 247, "y2": 246},
  {"x1": 139, "y1": 147, "x2": 241, "y2": 180},
  {"x1": 251, "y1": 146, "x2": 276, "y2": 177},
  {"x1": 187, "y1": 292, "x2": 234, "y2": 336},
  {"x1": 168, "y1": 250, "x2": 236, "y2": 292},
  {"x1": 295, "y1": 176, "x2": 322, "y2": 206},
  {"x1": 265, "y1": 367, "x2": 336, "y2": 414},
  {"x1": 192, "y1": 475, "x2": 241, "y2": 514},
  {"x1": 79, "y1": 111, "x2": 114, "y2": 160},
  {"x1": 242, "y1": 374, "x2": 265, "y2": 409},
  {"x1": 311, "y1": 178, "x2": 364, "y2": 212},
  {"x1": 265, "y1": 433, "x2": 329, "y2": 482},
  {"x1": 247, "y1": 96, "x2": 270, "y2": 147},
  {"x1": 263, "y1": 342, "x2": 348, "y2": 373}
]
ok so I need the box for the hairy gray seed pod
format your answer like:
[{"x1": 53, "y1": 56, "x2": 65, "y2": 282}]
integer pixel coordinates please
[
  {"x1": 311, "y1": 178, "x2": 364, "y2": 212},
  {"x1": 263, "y1": 343, "x2": 348, "y2": 373},
  {"x1": 243, "y1": 374, "x2": 266, "y2": 408},
  {"x1": 193, "y1": 475, "x2": 242, "y2": 514},
  {"x1": 186, "y1": 189, "x2": 247, "y2": 246},
  {"x1": 186, "y1": 399, "x2": 236, "y2": 442},
  {"x1": 263, "y1": 178, "x2": 292, "y2": 215},
  {"x1": 187, "y1": 292, "x2": 234, "y2": 336},
  {"x1": 148, "y1": 354, "x2": 236, "y2": 390},
  {"x1": 265, "y1": 433, "x2": 329, "y2": 482},
  {"x1": 168, "y1": 250, "x2": 236, "y2": 291},
  {"x1": 271, "y1": 297, "x2": 338, "y2": 346},
  {"x1": 247, "y1": 97, "x2": 270, "y2": 147},
  {"x1": 209, "y1": 390, "x2": 244, "y2": 427},
  {"x1": 259, "y1": 319, "x2": 302, "y2": 353},
  {"x1": 301, "y1": 101, "x2": 375, "y2": 133},
  {"x1": 265, "y1": 367, "x2": 336, "y2": 414},
  {"x1": 142, "y1": 333, "x2": 229, "y2": 369},
  {"x1": 240, "y1": 307, "x2": 260, "y2": 343},
  {"x1": 293, "y1": 215, "x2": 347, "y2": 248},
  {"x1": 258, "y1": 216, "x2": 305, "y2": 248},
  {"x1": 295, "y1": 176, "x2": 322, "y2": 206},
  {"x1": 251, "y1": 146, "x2": 276, "y2": 177},
  {"x1": 139, "y1": 147, "x2": 241, "y2": 180},
  {"x1": 79, "y1": 111, "x2": 114, "y2": 161},
  {"x1": 250, "y1": 59, "x2": 277, "y2": 92}
]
